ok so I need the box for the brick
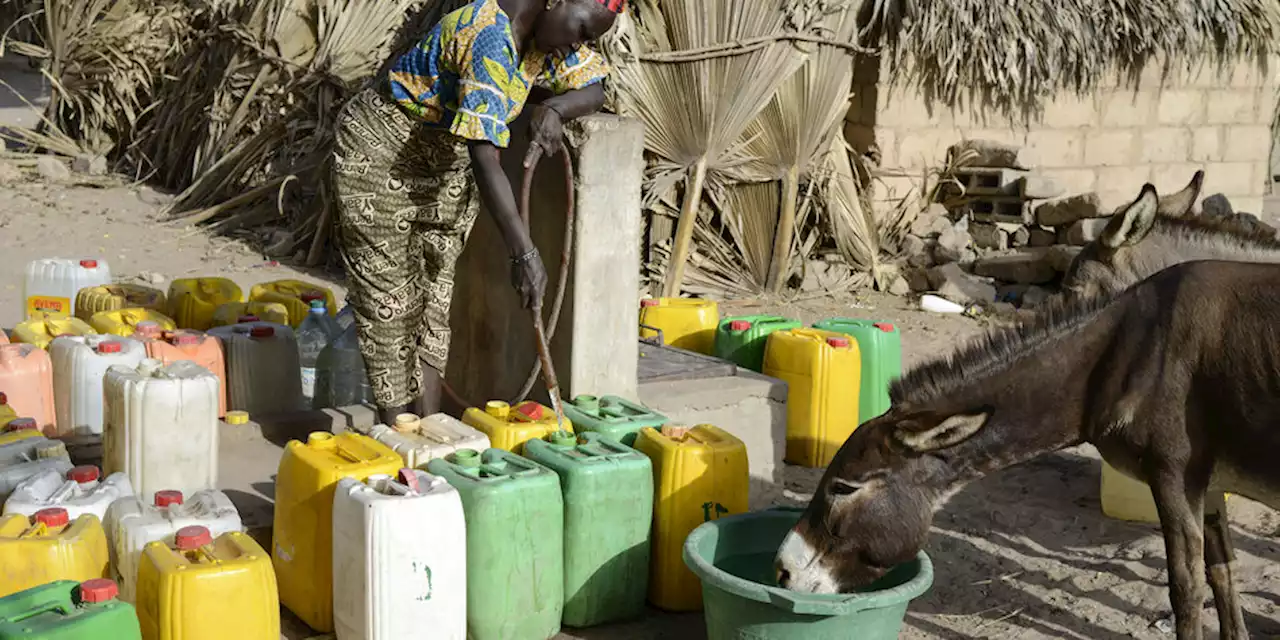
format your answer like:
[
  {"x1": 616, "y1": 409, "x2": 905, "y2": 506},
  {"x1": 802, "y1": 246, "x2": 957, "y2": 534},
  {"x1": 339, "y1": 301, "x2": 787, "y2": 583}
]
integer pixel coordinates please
[
  {"x1": 1100, "y1": 90, "x2": 1159, "y2": 127},
  {"x1": 1096, "y1": 165, "x2": 1153, "y2": 198},
  {"x1": 1027, "y1": 227, "x2": 1057, "y2": 247},
  {"x1": 1232, "y1": 196, "x2": 1265, "y2": 214},
  {"x1": 946, "y1": 139, "x2": 1032, "y2": 169},
  {"x1": 1230, "y1": 63, "x2": 1269, "y2": 88},
  {"x1": 875, "y1": 128, "x2": 898, "y2": 165},
  {"x1": 1036, "y1": 192, "x2": 1104, "y2": 227},
  {"x1": 1024, "y1": 130, "x2": 1085, "y2": 167},
  {"x1": 897, "y1": 129, "x2": 957, "y2": 169},
  {"x1": 1190, "y1": 127, "x2": 1224, "y2": 162},
  {"x1": 947, "y1": 168, "x2": 1028, "y2": 197},
  {"x1": 1020, "y1": 174, "x2": 1065, "y2": 199},
  {"x1": 1183, "y1": 64, "x2": 1225, "y2": 89},
  {"x1": 1156, "y1": 90, "x2": 1205, "y2": 125},
  {"x1": 966, "y1": 197, "x2": 1032, "y2": 224},
  {"x1": 1223, "y1": 125, "x2": 1271, "y2": 162},
  {"x1": 1203, "y1": 162, "x2": 1259, "y2": 198},
  {"x1": 1206, "y1": 90, "x2": 1257, "y2": 125},
  {"x1": 972, "y1": 249, "x2": 1058, "y2": 284},
  {"x1": 1138, "y1": 128, "x2": 1191, "y2": 163},
  {"x1": 1084, "y1": 130, "x2": 1137, "y2": 167},
  {"x1": 1040, "y1": 168, "x2": 1097, "y2": 195},
  {"x1": 1042, "y1": 95, "x2": 1098, "y2": 128},
  {"x1": 1065, "y1": 218, "x2": 1112, "y2": 245},
  {"x1": 1150, "y1": 164, "x2": 1207, "y2": 196}
]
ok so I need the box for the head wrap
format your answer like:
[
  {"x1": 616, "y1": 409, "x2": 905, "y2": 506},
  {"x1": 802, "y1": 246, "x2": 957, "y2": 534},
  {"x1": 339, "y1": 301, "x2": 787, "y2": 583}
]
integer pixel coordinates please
[{"x1": 595, "y1": 0, "x2": 625, "y2": 12}]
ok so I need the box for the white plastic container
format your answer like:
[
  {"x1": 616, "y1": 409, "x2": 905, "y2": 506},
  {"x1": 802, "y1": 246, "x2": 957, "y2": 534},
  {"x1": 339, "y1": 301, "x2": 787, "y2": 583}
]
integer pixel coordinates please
[
  {"x1": 0, "y1": 438, "x2": 72, "y2": 501},
  {"x1": 23, "y1": 258, "x2": 112, "y2": 320},
  {"x1": 2, "y1": 465, "x2": 133, "y2": 522},
  {"x1": 102, "y1": 488, "x2": 245, "y2": 603},
  {"x1": 102, "y1": 359, "x2": 219, "y2": 499},
  {"x1": 361, "y1": 414, "x2": 492, "y2": 468},
  {"x1": 207, "y1": 321, "x2": 303, "y2": 415},
  {"x1": 332, "y1": 469, "x2": 466, "y2": 640},
  {"x1": 51, "y1": 335, "x2": 147, "y2": 436}
]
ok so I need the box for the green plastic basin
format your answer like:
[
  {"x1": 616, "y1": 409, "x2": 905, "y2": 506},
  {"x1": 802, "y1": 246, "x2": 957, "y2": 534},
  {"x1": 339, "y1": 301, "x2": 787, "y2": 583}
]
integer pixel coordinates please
[{"x1": 682, "y1": 508, "x2": 933, "y2": 640}]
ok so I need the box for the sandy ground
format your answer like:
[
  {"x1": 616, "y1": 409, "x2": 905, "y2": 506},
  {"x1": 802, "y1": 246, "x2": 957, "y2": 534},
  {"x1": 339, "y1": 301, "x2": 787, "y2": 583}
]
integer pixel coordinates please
[{"x1": 0, "y1": 57, "x2": 1276, "y2": 639}]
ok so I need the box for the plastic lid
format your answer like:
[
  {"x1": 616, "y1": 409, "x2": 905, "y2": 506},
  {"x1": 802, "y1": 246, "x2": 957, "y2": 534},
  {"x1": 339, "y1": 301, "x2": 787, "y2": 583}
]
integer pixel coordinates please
[
  {"x1": 237, "y1": 315, "x2": 260, "y2": 323},
  {"x1": 394, "y1": 413, "x2": 421, "y2": 433},
  {"x1": 154, "y1": 490, "x2": 184, "y2": 507},
  {"x1": 660, "y1": 425, "x2": 690, "y2": 439},
  {"x1": 301, "y1": 291, "x2": 325, "y2": 302},
  {"x1": 68, "y1": 465, "x2": 100, "y2": 483},
  {"x1": 729, "y1": 320, "x2": 752, "y2": 331},
  {"x1": 36, "y1": 441, "x2": 67, "y2": 459},
  {"x1": 79, "y1": 579, "x2": 118, "y2": 604},
  {"x1": 174, "y1": 525, "x2": 212, "y2": 550},
  {"x1": 307, "y1": 431, "x2": 333, "y2": 445},
  {"x1": 80, "y1": 259, "x2": 98, "y2": 269},
  {"x1": 547, "y1": 430, "x2": 577, "y2": 447},
  {"x1": 826, "y1": 336, "x2": 851, "y2": 348},
  {"x1": 397, "y1": 468, "x2": 420, "y2": 492},
  {"x1": 5, "y1": 417, "x2": 37, "y2": 432},
  {"x1": 874, "y1": 322, "x2": 895, "y2": 332},
  {"x1": 225, "y1": 411, "x2": 249, "y2": 425},
  {"x1": 309, "y1": 299, "x2": 326, "y2": 310},
  {"x1": 640, "y1": 299, "x2": 659, "y2": 307},
  {"x1": 484, "y1": 400, "x2": 509, "y2": 419},
  {"x1": 572, "y1": 395, "x2": 599, "y2": 413},
  {"x1": 96, "y1": 341, "x2": 122, "y2": 354},
  {"x1": 171, "y1": 333, "x2": 200, "y2": 346},
  {"x1": 452, "y1": 449, "x2": 482, "y2": 468},
  {"x1": 133, "y1": 323, "x2": 162, "y2": 338},
  {"x1": 249, "y1": 326, "x2": 274, "y2": 338},
  {"x1": 515, "y1": 402, "x2": 544, "y2": 420},
  {"x1": 32, "y1": 507, "x2": 69, "y2": 527}
]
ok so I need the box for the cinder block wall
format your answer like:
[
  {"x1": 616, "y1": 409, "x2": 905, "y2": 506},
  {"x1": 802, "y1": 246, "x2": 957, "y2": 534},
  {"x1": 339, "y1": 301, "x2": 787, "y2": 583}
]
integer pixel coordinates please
[{"x1": 846, "y1": 56, "x2": 1280, "y2": 214}]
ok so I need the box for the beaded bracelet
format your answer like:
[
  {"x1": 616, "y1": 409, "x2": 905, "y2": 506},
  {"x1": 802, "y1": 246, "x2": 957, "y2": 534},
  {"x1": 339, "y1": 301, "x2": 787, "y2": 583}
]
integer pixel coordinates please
[{"x1": 510, "y1": 247, "x2": 540, "y2": 265}]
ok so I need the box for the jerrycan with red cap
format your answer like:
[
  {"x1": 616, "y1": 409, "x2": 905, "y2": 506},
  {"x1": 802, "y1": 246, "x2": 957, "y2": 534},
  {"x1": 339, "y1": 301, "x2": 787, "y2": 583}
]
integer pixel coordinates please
[
  {"x1": 462, "y1": 400, "x2": 573, "y2": 454},
  {"x1": 23, "y1": 258, "x2": 112, "y2": 321},
  {"x1": 207, "y1": 321, "x2": 301, "y2": 415},
  {"x1": 144, "y1": 330, "x2": 227, "y2": 417},
  {"x1": 0, "y1": 578, "x2": 142, "y2": 639},
  {"x1": 3, "y1": 465, "x2": 133, "y2": 522},
  {"x1": 763, "y1": 328, "x2": 862, "y2": 467},
  {"x1": 812, "y1": 318, "x2": 903, "y2": 422},
  {"x1": 0, "y1": 345, "x2": 56, "y2": 433},
  {"x1": 248, "y1": 279, "x2": 336, "y2": 328},
  {"x1": 637, "y1": 297, "x2": 718, "y2": 353},
  {"x1": 135, "y1": 525, "x2": 278, "y2": 640},
  {"x1": 0, "y1": 507, "x2": 110, "y2": 598},
  {"x1": 50, "y1": 335, "x2": 146, "y2": 437},
  {"x1": 712, "y1": 315, "x2": 802, "y2": 372},
  {"x1": 0, "y1": 416, "x2": 42, "y2": 447}
]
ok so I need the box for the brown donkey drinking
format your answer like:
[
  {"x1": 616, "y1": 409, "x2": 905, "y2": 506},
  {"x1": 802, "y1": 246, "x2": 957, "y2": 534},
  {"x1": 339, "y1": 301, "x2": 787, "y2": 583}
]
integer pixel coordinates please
[{"x1": 774, "y1": 254, "x2": 1280, "y2": 639}]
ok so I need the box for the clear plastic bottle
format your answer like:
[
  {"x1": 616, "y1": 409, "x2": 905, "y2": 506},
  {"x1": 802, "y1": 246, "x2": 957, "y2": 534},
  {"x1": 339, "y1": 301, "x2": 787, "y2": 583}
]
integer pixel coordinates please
[
  {"x1": 314, "y1": 318, "x2": 373, "y2": 409},
  {"x1": 296, "y1": 300, "x2": 339, "y2": 407}
]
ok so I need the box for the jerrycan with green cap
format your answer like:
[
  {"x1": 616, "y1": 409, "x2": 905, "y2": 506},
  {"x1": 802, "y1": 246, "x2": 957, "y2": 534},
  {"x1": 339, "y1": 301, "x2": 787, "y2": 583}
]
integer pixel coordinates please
[
  {"x1": 426, "y1": 448, "x2": 563, "y2": 640},
  {"x1": 0, "y1": 578, "x2": 141, "y2": 639},
  {"x1": 561, "y1": 395, "x2": 667, "y2": 447},
  {"x1": 523, "y1": 431, "x2": 653, "y2": 627}
]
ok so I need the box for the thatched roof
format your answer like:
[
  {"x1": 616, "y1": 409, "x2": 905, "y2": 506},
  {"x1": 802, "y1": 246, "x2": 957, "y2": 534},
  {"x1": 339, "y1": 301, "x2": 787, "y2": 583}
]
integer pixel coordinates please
[{"x1": 861, "y1": 0, "x2": 1280, "y2": 116}]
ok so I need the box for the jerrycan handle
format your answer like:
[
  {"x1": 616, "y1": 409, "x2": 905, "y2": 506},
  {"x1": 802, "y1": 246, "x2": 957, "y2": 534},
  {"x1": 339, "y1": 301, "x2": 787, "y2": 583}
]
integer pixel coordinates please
[
  {"x1": 10, "y1": 598, "x2": 74, "y2": 622},
  {"x1": 639, "y1": 323, "x2": 666, "y2": 347}
]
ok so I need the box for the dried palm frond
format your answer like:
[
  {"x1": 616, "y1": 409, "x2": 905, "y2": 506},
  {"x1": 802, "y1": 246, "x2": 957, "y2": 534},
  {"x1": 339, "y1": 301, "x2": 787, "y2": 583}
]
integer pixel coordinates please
[
  {"x1": 819, "y1": 130, "x2": 886, "y2": 286},
  {"x1": 717, "y1": 181, "x2": 780, "y2": 291}
]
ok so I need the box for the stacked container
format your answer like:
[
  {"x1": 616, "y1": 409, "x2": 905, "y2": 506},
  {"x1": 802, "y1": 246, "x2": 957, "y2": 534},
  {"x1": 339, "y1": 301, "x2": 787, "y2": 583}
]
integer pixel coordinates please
[
  {"x1": 0, "y1": 438, "x2": 73, "y2": 501},
  {"x1": 713, "y1": 315, "x2": 802, "y2": 372},
  {"x1": 3, "y1": 465, "x2": 133, "y2": 522},
  {"x1": 812, "y1": 318, "x2": 903, "y2": 422},
  {"x1": 524, "y1": 432, "x2": 653, "y2": 627},
  {"x1": 249, "y1": 280, "x2": 336, "y2": 328},
  {"x1": 210, "y1": 301, "x2": 290, "y2": 328},
  {"x1": 633, "y1": 424, "x2": 748, "y2": 612},
  {"x1": 51, "y1": 335, "x2": 147, "y2": 437},
  {"x1": 763, "y1": 328, "x2": 862, "y2": 468},
  {"x1": 11, "y1": 316, "x2": 96, "y2": 350},
  {"x1": 0, "y1": 418, "x2": 41, "y2": 447},
  {"x1": 0, "y1": 508, "x2": 110, "y2": 597},
  {"x1": 462, "y1": 400, "x2": 572, "y2": 454},
  {"x1": 23, "y1": 258, "x2": 112, "y2": 320},
  {"x1": 638, "y1": 298, "x2": 719, "y2": 354},
  {"x1": 102, "y1": 360, "x2": 219, "y2": 500},
  {"x1": 332, "y1": 469, "x2": 467, "y2": 640},
  {"x1": 272, "y1": 432, "x2": 401, "y2": 633},
  {"x1": 427, "y1": 449, "x2": 564, "y2": 640},
  {"x1": 166, "y1": 278, "x2": 242, "y2": 331},
  {"x1": 561, "y1": 395, "x2": 667, "y2": 447},
  {"x1": 207, "y1": 322, "x2": 302, "y2": 415},
  {"x1": 0, "y1": 344, "x2": 57, "y2": 432},
  {"x1": 135, "y1": 526, "x2": 279, "y2": 640},
  {"x1": 360, "y1": 413, "x2": 491, "y2": 468},
  {"x1": 88, "y1": 309, "x2": 177, "y2": 337},
  {"x1": 0, "y1": 579, "x2": 141, "y2": 639},
  {"x1": 75, "y1": 284, "x2": 167, "y2": 321},
  {"x1": 144, "y1": 330, "x2": 227, "y2": 417},
  {"x1": 104, "y1": 489, "x2": 244, "y2": 603}
]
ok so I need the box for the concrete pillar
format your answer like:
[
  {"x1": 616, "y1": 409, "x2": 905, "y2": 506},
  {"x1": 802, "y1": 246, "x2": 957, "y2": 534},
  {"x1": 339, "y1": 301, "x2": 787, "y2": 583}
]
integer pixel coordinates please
[{"x1": 446, "y1": 113, "x2": 644, "y2": 408}]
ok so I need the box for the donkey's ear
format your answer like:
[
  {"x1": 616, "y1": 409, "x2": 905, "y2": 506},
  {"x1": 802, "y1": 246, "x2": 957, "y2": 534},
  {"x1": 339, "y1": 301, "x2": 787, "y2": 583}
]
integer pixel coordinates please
[
  {"x1": 894, "y1": 411, "x2": 990, "y2": 452},
  {"x1": 1157, "y1": 169, "x2": 1203, "y2": 218},
  {"x1": 1101, "y1": 184, "x2": 1159, "y2": 249}
]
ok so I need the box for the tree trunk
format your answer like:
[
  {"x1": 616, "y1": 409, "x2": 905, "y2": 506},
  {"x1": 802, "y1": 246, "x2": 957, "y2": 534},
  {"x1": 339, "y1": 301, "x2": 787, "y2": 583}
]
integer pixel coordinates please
[
  {"x1": 765, "y1": 164, "x2": 800, "y2": 292},
  {"x1": 662, "y1": 157, "x2": 709, "y2": 297}
]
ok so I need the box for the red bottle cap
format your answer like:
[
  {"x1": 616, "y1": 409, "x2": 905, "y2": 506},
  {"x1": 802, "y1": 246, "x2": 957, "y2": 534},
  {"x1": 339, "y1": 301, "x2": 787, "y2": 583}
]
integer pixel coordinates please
[
  {"x1": 826, "y1": 336, "x2": 851, "y2": 348},
  {"x1": 68, "y1": 465, "x2": 100, "y2": 483},
  {"x1": 874, "y1": 322, "x2": 895, "y2": 333},
  {"x1": 32, "y1": 507, "x2": 69, "y2": 527},
  {"x1": 515, "y1": 402, "x2": 543, "y2": 419},
  {"x1": 729, "y1": 320, "x2": 751, "y2": 331},
  {"x1": 397, "y1": 468, "x2": 420, "y2": 492},
  {"x1": 171, "y1": 333, "x2": 200, "y2": 346},
  {"x1": 237, "y1": 315, "x2": 260, "y2": 323},
  {"x1": 5, "y1": 417, "x2": 37, "y2": 432},
  {"x1": 154, "y1": 490, "x2": 184, "y2": 507},
  {"x1": 640, "y1": 299, "x2": 659, "y2": 307},
  {"x1": 249, "y1": 326, "x2": 274, "y2": 338},
  {"x1": 301, "y1": 292, "x2": 324, "y2": 302},
  {"x1": 174, "y1": 525, "x2": 212, "y2": 550},
  {"x1": 133, "y1": 324, "x2": 162, "y2": 338},
  {"x1": 96, "y1": 341, "x2": 122, "y2": 354},
  {"x1": 79, "y1": 259, "x2": 98, "y2": 269},
  {"x1": 78, "y1": 579, "x2": 119, "y2": 604}
]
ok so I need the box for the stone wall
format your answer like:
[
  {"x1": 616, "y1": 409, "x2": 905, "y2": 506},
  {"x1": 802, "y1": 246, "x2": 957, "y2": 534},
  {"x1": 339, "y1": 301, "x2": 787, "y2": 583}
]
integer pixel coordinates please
[{"x1": 845, "y1": 56, "x2": 1280, "y2": 214}]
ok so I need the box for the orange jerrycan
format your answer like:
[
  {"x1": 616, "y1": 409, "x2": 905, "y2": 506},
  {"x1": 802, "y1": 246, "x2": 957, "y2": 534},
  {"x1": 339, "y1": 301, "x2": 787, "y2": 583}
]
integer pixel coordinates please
[
  {"x1": 75, "y1": 285, "x2": 167, "y2": 321},
  {"x1": 763, "y1": 328, "x2": 862, "y2": 468},
  {"x1": 145, "y1": 330, "x2": 228, "y2": 417},
  {"x1": 462, "y1": 400, "x2": 572, "y2": 454},
  {"x1": 248, "y1": 280, "x2": 336, "y2": 328},
  {"x1": 167, "y1": 278, "x2": 242, "y2": 331},
  {"x1": 0, "y1": 507, "x2": 109, "y2": 598},
  {"x1": 0, "y1": 344, "x2": 56, "y2": 432}
]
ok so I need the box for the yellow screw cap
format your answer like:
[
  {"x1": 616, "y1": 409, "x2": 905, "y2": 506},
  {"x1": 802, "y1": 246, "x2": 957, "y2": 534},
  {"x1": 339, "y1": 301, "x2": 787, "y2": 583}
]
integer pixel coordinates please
[{"x1": 225, "y1": 410, "x2": 249, "y2": 425}]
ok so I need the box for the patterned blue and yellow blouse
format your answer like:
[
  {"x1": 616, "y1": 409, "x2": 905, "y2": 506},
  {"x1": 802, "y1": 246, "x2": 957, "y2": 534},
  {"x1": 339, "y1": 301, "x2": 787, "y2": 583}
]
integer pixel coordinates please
[{"x1": 389, "y1": 0, "x2": 610, "y2": 148}]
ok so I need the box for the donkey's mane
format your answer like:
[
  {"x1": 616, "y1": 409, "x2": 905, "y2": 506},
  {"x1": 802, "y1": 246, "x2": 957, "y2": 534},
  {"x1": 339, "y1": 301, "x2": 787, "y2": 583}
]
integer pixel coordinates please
[
  {"x1": 1151, "y1": 213, "x2": 1280, "y2": 249},
  {"x1": 889, "y1": 292, "x2": 1115, "y2": 404}
]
